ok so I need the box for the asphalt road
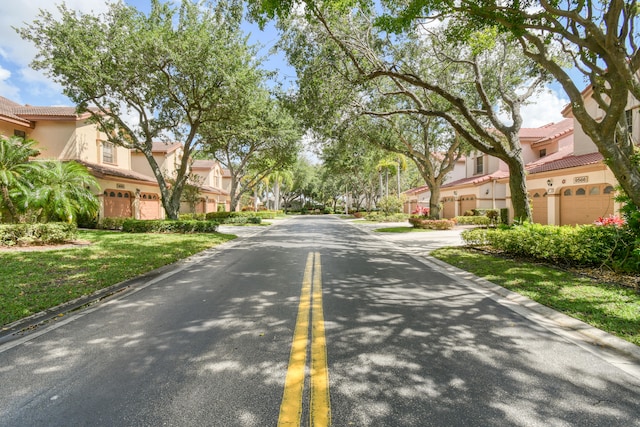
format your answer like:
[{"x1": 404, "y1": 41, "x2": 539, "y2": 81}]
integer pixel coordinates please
[{"x1": 0, "y1": 216, "x2": 638, "y2": 426}]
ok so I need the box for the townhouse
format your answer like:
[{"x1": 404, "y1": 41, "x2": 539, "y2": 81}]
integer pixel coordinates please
[
  {"x1": 0, "y1": 96, "x2": 230, "y2": 221},
  {"x1": 404, "y1": 92, "x2": 635, "y2": 225}
]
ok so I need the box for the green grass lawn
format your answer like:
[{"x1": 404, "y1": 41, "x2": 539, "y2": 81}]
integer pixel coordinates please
[
  {"x1": 0, "y1": 230, "x2": 236, "y2": 327},
  {"x1": 432, "y1": 247, "x2": 640, "y2": 346}
]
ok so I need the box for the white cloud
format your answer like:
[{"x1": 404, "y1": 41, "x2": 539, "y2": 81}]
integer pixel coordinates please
[
  {"x1": 0, "y1": 64, "x2": 20, "y2": 100},
  {"x1": 520, "y1": 87, "x2": 569, "y2": 128},
  {"x1": 0, "y1": 1, "x2": 111, "y2": 67}
]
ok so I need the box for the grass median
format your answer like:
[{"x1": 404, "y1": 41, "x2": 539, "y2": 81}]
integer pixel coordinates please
[
  {"x1": 431, "y1": 247, "x2": 640, "y2": 346},
  {"x1": 0, "y1": 229, "x2": 236, "y2": 327}
]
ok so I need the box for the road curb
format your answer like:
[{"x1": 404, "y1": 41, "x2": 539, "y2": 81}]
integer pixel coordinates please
[{"x1": 347, "y1": 219, "x2": 640, "y2": 376}]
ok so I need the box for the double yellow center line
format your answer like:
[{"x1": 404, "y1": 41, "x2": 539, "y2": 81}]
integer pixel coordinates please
[{"x1": 278, "y1": 252, "x2": 331, "y2": 426}]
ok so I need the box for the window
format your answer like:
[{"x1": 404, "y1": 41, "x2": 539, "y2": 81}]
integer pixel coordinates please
[
  {"x1": 576, "y1": 188, "x2": 586, "y2": 196},
  {"x1": 589, "y1": 187, "x2": 600, "y2": 195},
  {"x1": 604, "y1": 185, "x2": 614, "y2": 194},
  {"x1": 564, "y1": 189, "x2": 572, "y2": 196},
  {"x1": 102, "y1": 142, "x2": 115, "y2": 164},
  {"x1": 14, "y1": 130, "x2": 26, "y2": 139},
  {"x1": 626, "y1": 109, "x2": 633, "y2": 136},
  {"x1": 475, "y1": 155, "x2": 484, "y2": 175},
  {"x1": 539, "y1": 148, "x2": 547, "y2": 158}
]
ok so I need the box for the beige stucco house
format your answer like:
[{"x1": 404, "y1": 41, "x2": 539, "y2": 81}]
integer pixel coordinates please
[
  {"x1": 1, "y1": 96, "x2": 231, "y2": 220},
  {"x1": 0, "y1": 96, "x2": 164, "y2": 220},
  {"x1": 403, "y1": 113, "x2": 627, "y2": 225}
]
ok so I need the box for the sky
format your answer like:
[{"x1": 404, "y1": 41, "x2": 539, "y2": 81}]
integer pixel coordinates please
[{"x1": 0, "y1": 0, "x2": 570, "y2": 129}]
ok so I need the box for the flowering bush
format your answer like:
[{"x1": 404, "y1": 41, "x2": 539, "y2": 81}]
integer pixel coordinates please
[
  {"x1": 411, "y1": 206, "x2": 430, "y2": 217},
  {"x1": 594, "y1": 215, "x2": 626, "y2": 227}
]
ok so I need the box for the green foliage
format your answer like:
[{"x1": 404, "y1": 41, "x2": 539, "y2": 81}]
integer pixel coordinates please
[
  {"x1": 408, "y1": 218, "x2": 455, "y2": 230},
  {"x1": 205, "y1": 211, "x2": 266, "y2": 224},
  {"x1": 377, "y1": 195, "x2": 404, "y2": 215},
  {"x1": 18, "y1": 0, "x2": 255, "y2": 219},
  {"x1": 179, "y1": 213, "x2": 207, "y2": 221},
  {"x1": 99, "y1": 217, "x2": 127, "y2": 231},
  {"x1": 0, "y1": 222, "x2": 77, "y2": 246},
  {"x1": 433, "y1": 247, "x2": 640, "y2": 346},
  {"x1": 122, "y1": 219, "x2": 219, "y2": 233},
  {"x1": 462, "y1": 223, "x2": 639, "y2": 272},
  {"x1": 0, "y1": 135, "x2": 41, "y2": 222},
  {"x1": 454, "y1": 216, "x2": 490, "y2": 226},
  {"x1": 26, "y1": 161, "x2": 99, "y2": 223},
  {"x1": 0, "y1": 230, "x2": 236, "y2": 325},
  {"x1": 364, "y1": 211, "x2": 408, "y2": 222}
]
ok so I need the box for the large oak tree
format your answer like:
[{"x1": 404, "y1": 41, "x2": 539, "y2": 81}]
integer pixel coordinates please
[{"x1": 18, "y1": 0, "x2": 257, "y2": 219}]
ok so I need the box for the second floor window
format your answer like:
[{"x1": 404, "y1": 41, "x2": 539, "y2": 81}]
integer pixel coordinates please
[
  {"x1": 475, "y1": 155, "x2": 484, "y2": 175},
  {"x1": 539, "y1": 148, "x2": 547, "y2": 158},
  {"x1": 102, "y1": 142, "x2": 115, "y2": 164}
]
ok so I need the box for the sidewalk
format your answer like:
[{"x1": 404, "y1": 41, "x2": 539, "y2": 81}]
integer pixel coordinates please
[{"x1": 347, "y1": 218, "x2": 468, "y2": 254}]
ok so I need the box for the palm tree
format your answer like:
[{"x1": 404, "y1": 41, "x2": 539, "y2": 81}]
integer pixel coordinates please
[
  {"x1": 29, "y1": 161, "x2": 99, "y2": 223},
  {"x1": 0, "y1": 135, "x2": 41, "y2": 222}
]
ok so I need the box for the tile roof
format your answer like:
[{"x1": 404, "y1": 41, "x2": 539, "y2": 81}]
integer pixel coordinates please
[
  {"x1": 527, "y1": 152, "x2": 604, "y2": 174},
  {"x1": 0, "y1": 95, "x2": 95, "y2": 125},
  {"x1": 441, "y1": 170, "x2": 509, "y2": 188},
  {"x1": 150, "y1": 141, "x2": 183, "y2": 154},
  {"x1": 191, "y1": 159, "x2": 217, "y2": 169},
  {"x1": 75, "y1": 160, "x2": 158, "y2": 184},
  {"x1": 199, "y1": 185, "x2": 229, "y2": 196},
  {"x1": 519, "y1": 118, "x2": 573, "y2": 143}
]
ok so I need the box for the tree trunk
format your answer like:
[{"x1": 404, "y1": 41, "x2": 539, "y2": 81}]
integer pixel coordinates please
[
  {"x1": 428, "y1": 185, "x2": 441, "y2": 219},
  {"x1": 274, "y1": 181, "x2": 280, "y2": 211},
  {"x1": 505, "y1": 157, "x2": 531, "y2": 223},
  {"x1": 1, "y1": 184, "x2": 20, "y2": 223}
]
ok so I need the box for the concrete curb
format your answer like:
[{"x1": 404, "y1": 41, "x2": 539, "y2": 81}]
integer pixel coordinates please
[
  {"x1": 347, "y1": 219, "x2": 640, "y2": 378},
  {"x1": 0, "y1": 219, "x2": 288, "y2": 346}
]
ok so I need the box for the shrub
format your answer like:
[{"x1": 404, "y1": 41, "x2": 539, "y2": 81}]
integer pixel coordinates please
[
  {"x1": 205, "y1": 211, "x2": 263, "y2": 224},
  {"x1": 122, "y1": 219, "x2": 219, "y2": 233},
  {"x1": 461, "y1": 222, "x2": 639, "y2": 272},
  {"x1": 500, "y1": 208, "x2": 509, "y2": 225},
  {"x1": 409, "y1": 218, "x2": 455, "y2": 230},
  {"x1": 0, "y1": 222, "x2": 77, "y2": 246},
  {"x1": 378, "y1": 195, "x2": 404, "y2": 215},
  {"x1": 99, "y1": 217, "x2": 127, "y2": 230},
  {"x1": 454, "y1": 216, "x2": 491, "y2": 226},
  {"x1": 179, "y1": 213, "x2": 207, "y2": 221},
  {"x1": 364, "y1": 211, "x2": 409, "y2": 222}
]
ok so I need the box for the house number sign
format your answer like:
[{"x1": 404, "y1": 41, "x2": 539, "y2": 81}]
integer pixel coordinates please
[{"x1": 574, "y1": 176, "x2": 588, "y2": 184}]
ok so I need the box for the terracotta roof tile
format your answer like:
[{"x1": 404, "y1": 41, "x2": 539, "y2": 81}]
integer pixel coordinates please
[
  {"x1": 151, "y1": 141, "x2": 183, "y2": 154},
  {"x1": 527, "y1": 152, "x2": 604, "y2": 174},
  {"x1": 75, "y1": 160, "x2": 158, "y2": 184},
  {"x1": 191, "y1": 159, "x2": 217, "y2": 169}
]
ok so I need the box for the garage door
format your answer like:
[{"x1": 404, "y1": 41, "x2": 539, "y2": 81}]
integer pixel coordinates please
[
  {"x1": 459, "y1": 195, "x2": 476, "y2": 216},
  {"x1": 442, "y1": 197, "x2": 455, "y2": 219},
  {"x1": 139, "y1": 192, "x2": 161, "y2": 219},
  {"x1": 529, "y1": 190, "x2": 548, "y2": 225},
  {"x1": 560, "y1": 184, "x2": 615, "y2": 225},
  {"x1": 104, "y1": 190, "x2": 132, "y2": 218}
]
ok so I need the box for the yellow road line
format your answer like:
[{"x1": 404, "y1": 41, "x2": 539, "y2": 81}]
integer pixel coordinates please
[
  {"x1": 278, "y1": 252, "x2": 331, "y2": 427},
  {"x1": 278, "y1": 252, "x2": 313, "y2": 426},
  {"x1": 310, "y1": 252, "x2": 331, "y2": 427}
]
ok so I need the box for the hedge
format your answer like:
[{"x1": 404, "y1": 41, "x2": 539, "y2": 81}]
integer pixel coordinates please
[
  {"x1": 364, "y1": 212, "x2": 409, "y2": 222},
  {"x1": 409, "y1": 218, "x2": 455, "y2": 230},
  {"x1": 205, "y1": 211, "x2": 269, "y2": 222},
  {"x1": 453, "y1": 216, "x2": 491, "y2": 226},
  {"x1": 0, "y1": 222, "x2": 77, "y2": 247},
  {"x1": 122, "y1": 219, "x2": 219, "y2": 233},
  {"x1": 461, "y1": 223, "x2": 639, "y2": 272}
]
